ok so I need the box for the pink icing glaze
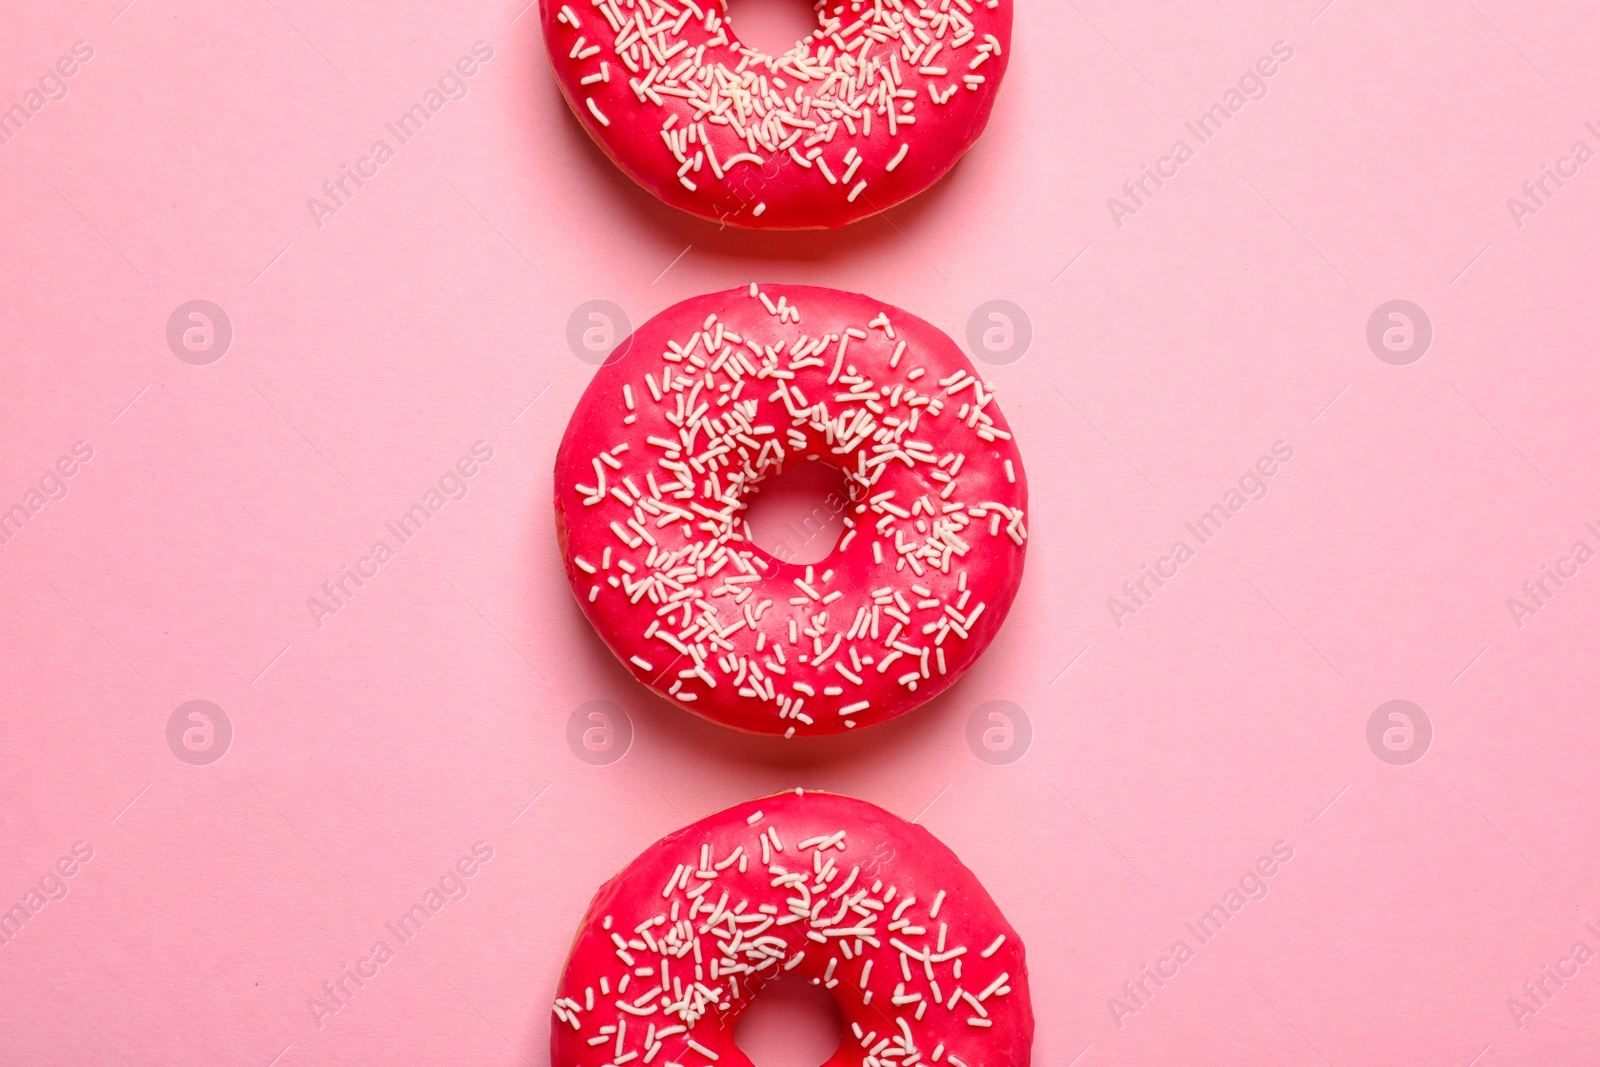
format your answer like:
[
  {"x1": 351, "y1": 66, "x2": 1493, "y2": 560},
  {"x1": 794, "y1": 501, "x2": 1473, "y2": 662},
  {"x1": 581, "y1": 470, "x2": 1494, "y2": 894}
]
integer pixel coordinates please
[
  {"x1": 554, "y1": 285, "x2": 1028, "y2": 736},
  {"x1": 551, "y1": 790, "x2": 1033, "y2": 1067},
  {"x1": 537, "y1": 0, "x2": 1012, "y2": 229}
]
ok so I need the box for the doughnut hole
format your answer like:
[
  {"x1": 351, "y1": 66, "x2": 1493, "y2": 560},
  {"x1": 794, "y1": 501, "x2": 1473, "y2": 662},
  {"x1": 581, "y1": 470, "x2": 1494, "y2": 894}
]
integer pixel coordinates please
[
  {"x1": 732, "y1": 972, "x2": 844, "y2": 1067},
  {"x1": 741, "y1": 459, "x2": 855, "y2": 566},
  {"x1": 724, "y1": 0, "x2": 824, "y2": 59}
]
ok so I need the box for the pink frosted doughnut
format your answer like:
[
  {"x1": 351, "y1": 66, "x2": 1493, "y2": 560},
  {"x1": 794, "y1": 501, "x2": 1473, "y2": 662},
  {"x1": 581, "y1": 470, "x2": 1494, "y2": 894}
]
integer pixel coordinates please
[
  {"x1": 538, "y1": 0, "x2": 1012, "y2": 229},
  {"x1": 550, "y1": 790, "x2": 1033, "y2": 1067},
  {"x1": 553, "y1": 285, "x2": 1028, "y2": 736}
]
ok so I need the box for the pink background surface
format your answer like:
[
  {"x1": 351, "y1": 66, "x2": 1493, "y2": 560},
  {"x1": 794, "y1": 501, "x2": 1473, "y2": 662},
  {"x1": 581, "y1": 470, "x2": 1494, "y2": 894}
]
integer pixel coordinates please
[{"x1": 4, "y1": 0, "x2": 1600, "y2": 1064}]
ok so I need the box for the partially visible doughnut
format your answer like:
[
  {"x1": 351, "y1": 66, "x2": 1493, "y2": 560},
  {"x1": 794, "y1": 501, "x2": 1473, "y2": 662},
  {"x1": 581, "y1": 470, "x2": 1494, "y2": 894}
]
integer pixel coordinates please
[
  {"x1": 539, "y1": 0, "x2": 1013, "y2": 229},
  {"x1": 551, "y1": 789, "x2": 1033, "y2": 1067}
]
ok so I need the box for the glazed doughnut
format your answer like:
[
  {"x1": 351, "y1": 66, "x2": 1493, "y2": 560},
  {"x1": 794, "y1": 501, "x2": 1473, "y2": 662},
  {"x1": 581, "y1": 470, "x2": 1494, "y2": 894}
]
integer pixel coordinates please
[
  {"x1": 551, "y1": 790, "x2": 1033, "y2": 1067},
  {"x1": 539, "y1": 0, "x2": 1012, "y2": 229},
  {"x1": 554, "y1": 284, "x2": 1028, "y2": 736}
]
